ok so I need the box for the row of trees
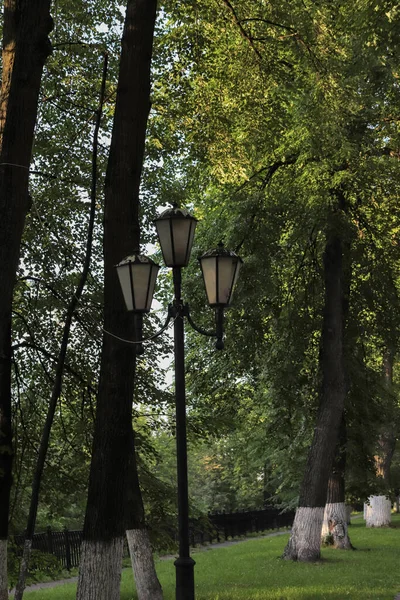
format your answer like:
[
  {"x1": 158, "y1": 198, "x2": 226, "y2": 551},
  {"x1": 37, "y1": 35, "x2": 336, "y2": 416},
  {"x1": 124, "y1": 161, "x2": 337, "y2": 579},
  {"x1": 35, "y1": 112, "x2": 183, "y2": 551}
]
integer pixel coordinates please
[{"x1": 1, "y1": 0, "x2": 399, "y2": 599}]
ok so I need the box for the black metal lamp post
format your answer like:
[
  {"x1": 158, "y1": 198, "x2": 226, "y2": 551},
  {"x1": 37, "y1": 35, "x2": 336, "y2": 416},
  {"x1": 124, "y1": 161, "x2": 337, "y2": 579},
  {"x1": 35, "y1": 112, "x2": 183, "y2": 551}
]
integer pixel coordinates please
[{"x1": 116, "y1": 206, "x2": 242, "y2": 600}]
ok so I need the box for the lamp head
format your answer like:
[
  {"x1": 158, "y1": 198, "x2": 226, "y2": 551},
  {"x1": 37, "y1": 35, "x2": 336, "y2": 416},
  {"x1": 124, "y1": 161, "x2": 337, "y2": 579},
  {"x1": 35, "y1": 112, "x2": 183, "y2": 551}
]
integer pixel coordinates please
[
  {"x1": 199, "y1": 242, "x2": 243, "y2": 308},
  {"x1": 154, "y1": 204, "x2": 198, "y2": 268},
  {"x1": 116, "y1": 254, "x2": 160, "y2": 312}
]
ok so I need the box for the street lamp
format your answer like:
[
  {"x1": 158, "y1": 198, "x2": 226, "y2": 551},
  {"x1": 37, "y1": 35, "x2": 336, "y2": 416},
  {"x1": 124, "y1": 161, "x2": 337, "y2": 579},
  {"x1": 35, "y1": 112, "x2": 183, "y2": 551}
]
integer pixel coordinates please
[
  {"x1": 116, "y1": 254, "x2": 160, "y2": 355},
  {"x1": 199, "y1": 242, "x2": 243, "y2": 351},
  {"x1": 116, "y1": 205, "x2": 242, "y2": 600}
]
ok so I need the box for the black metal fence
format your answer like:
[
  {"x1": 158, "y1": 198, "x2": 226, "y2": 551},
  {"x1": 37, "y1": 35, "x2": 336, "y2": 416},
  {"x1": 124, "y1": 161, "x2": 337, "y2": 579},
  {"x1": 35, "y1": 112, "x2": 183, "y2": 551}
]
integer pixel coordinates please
[
  {"x1": 189, "y1": 508, "x2": 294, "y2": 546},
  {"x1": 13, "y1": 507, "x2": 294, "y2": 570},
  {"x1": 13, "y1": 527, "x2": 82, "y2": 571}
]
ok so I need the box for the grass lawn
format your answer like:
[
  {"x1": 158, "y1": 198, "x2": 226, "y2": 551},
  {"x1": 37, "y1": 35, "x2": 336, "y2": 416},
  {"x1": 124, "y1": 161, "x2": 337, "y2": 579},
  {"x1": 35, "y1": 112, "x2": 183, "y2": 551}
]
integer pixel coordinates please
[{"x1": 20, "y1": 516, "x2": 400, "y2": 600}]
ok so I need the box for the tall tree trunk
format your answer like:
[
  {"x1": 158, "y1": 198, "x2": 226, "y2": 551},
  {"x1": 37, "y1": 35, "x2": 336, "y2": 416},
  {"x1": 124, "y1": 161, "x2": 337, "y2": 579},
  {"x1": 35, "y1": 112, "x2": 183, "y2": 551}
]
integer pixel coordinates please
[
  {"x1": 366, "y1": 348, "x2": 396, "y2": 528},
  {"x1": 376, "y1": 349, "x2": 396, "y2": 486},
  {"x1": 76, "y1": 1, "x2": 160, "y2": 599},
  {"x1": 321, "y1": 416, "x2": 353, "y2": 549},
  {"x1": 283, "y1": 226, "x2": 347, "y2": 562},
  {"x1": 0, "y1": 2, "x2": 52, "y2": 598},
  {"x1": 13, "y1": 54, "x2": 108, "y2": 600}
]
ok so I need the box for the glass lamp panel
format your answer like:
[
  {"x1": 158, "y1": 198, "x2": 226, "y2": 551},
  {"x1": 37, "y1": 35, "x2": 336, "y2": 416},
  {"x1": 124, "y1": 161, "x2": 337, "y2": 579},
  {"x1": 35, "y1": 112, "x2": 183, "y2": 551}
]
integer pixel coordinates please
[
  {"x1": 146, "y1": 264, "x2": 160, "y2": 311},
  {"x1": 216, "y1": 256, "x2": 238, "y2": 306},
  {"x1": 155, "y1": 219, "x2": 174, "y2": 266},
  {"x1": 186, "y1": 220, "x2": 197, "y2": 265},
  {"x1": 171, "y1": 218, "x2": 197, "y2": 266},
  {"x1": 117, "y1": 262, "x2": 134, "y2": 311},
  {"x1": 200, "y1": 256, "x2": 217, "y2": 306},
  {"x1": 228, "y1": 259, "x2": 242, "y2": 304},
  {"x1": 132, "y1": 263, "x2": 153, "y2": 311}
]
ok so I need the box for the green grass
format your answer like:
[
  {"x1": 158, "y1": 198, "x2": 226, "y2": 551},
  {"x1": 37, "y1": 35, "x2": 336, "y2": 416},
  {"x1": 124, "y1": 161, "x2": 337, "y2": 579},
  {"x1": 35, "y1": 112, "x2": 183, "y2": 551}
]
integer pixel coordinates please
[{"x1": 20, "y1": 516, "x2": 400, "y2": 600}]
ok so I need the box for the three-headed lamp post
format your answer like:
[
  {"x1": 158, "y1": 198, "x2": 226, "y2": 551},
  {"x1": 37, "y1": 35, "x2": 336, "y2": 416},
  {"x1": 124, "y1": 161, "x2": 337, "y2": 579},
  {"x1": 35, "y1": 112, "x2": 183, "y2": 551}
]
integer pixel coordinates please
[{"x1": 116, "y1": 205, "x2": 242, "y2": 600}]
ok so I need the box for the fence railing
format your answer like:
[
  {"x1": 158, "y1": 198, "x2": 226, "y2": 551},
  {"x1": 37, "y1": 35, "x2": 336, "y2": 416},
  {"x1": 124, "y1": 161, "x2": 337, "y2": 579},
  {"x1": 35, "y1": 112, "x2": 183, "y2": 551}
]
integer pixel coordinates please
[
  {"x1": 13, "y1": 507, "x2": 294, "y2": 570},
  {"x1": 189, "y1": 508, "x2": 294, "y2": 546},
  {"x1": 13, "y1": 527, "x2": 82, "y2": 571}
]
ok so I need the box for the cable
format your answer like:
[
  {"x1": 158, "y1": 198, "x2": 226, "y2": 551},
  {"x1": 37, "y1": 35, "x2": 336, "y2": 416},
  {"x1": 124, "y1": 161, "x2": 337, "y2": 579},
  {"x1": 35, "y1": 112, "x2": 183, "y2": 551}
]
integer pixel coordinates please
[
  {"x1": 102, "y1": 314, "x2": 176, "y2": 345},
  {"x1": 0, "y1": 162, "x2": 30, "y2": 169}
]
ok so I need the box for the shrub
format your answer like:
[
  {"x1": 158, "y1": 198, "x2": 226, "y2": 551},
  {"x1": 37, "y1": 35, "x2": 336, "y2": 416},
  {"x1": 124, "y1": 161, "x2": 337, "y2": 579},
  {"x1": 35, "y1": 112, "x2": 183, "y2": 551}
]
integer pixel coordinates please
[{"x1": 8, "y1": 540, "x2": 67, "y2": 589}]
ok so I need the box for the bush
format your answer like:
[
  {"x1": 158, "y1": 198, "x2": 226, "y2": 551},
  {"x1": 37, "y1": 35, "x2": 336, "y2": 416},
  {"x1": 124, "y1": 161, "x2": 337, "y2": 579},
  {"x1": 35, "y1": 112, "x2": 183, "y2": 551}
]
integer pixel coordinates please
[{"x1": 8, "y1": 541, "x2": 68, "y2": 590}]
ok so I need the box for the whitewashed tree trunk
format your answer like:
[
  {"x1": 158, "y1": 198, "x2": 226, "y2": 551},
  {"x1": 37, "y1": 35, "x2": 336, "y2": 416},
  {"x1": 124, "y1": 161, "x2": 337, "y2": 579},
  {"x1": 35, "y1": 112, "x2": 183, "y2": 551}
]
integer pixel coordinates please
[
  {"x1": 126, "y1": 529, "x2": 163, "y2": 600},
  {"x1": 283, "y1": 232, "x2": 347, "y2": 562},
  {"x1": 322, "y1": 503, "x2": 350, "y2": 536},
  {"x1": 76, "y1": 538, "x2": 124, "y2": 600},
  {"x1": 321, "y1": 503, "x2": 335, "y2": 538},
  {"x1": 365, "y1": 495, "x2": 391, "y2": 527},
  {"x1": 321, "y1": 502, "x2": 353, "y2": 549},
  {"x1": 283, "y1": 507, "x2": 324, "y2": 561},
  {"x1": 0, "y1": 540, "x2": 7, "y2": 600}
]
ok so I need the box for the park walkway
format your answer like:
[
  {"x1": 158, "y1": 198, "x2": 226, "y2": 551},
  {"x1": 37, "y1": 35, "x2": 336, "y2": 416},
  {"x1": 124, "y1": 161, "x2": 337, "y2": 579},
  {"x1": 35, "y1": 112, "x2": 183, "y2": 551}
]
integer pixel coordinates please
[{"x1": 9, "y1": 530, "x2": 289, "y2": 596}]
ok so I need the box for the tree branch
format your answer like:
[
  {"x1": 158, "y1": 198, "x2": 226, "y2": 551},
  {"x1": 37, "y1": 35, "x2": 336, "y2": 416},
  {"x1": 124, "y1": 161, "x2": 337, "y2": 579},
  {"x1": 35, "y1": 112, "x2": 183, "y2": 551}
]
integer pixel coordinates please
[
  {"x1": 239, "y1": 17, "x2": 297, "y2": 34},
  {"x1": 235, "y1": 154, "x2": 298, "y2": 195},
  {"x1": 221, "y1": 0, "x2": 263, "y2": 60}
]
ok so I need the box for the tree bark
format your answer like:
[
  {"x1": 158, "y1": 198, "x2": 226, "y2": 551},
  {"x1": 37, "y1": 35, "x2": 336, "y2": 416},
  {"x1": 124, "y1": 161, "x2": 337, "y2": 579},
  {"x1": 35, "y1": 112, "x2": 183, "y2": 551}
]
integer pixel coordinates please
[
  {"x1": 367, "y1": 349, "x2": 396, "y2": 528},
  {"x1": 125, "y1": 431, "x2": 163, "y2": 600},
  {"x1": 76, "y1": 2, "x2": 160, "y2": 599},
  {"x1": 283, "y1": 226, "x2": 347, "y2": 562},
  {"x1": 321, "y1": 417, "x2": 353, "y2": 549},
  {"x1": 0, "y1": 2, "x2": 52, "y2": 598},
  {"x1": 375, "y1": 349, "x2": 396, "y2": 485},
  {"x1": 365, "y1": 496, "x2": 391, "y2": 527},
  {"x1": 76, "y1": 538, "x2": 125, "y2": 600},
  {"x1": 127, "y1": 529, "x2": 163, "y2": 600}
]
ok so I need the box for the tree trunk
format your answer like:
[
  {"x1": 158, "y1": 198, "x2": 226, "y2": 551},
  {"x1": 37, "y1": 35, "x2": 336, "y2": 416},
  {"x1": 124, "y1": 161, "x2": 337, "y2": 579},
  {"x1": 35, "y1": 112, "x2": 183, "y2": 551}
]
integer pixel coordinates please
[
  {"x1": 125, "y1": 433, "x2": 163, "y2": 600},
  {"x1": 14, "y1": 54, "x2": 108, "y2": 600},
  {"x1": 127, "y1": 529, "x2": 163, "y2": 600},
  {"x1": 283, "y1": 227, "x2": 347, "y2": 562},
  {"x1": 0, "y1": 2, "x2": 52, "y2": 598},
  {"x1": 322, "y1": 504, "x2": 353, "y2": 549},
  {"x1": 366, "y1": 349, "x2": 395, "y2": 529},
  {"x1": 76, "y1": 538, "x2": 125, "y2": 600},
  {"x1": 321, "y1": 417, "x2": 353, "y2": 549},
  {"x1": 365, "y1": 496, "x2": 391, "y2": 527},
  {"x1": 0, "y1": 540, "x2": 7, "y2": 600},
  {"x1": 375, "y1": 349, "x2": 396, "y2": 484},
  {"x1": 76, "y1": 2, "x2": 159, "y2": 599}
]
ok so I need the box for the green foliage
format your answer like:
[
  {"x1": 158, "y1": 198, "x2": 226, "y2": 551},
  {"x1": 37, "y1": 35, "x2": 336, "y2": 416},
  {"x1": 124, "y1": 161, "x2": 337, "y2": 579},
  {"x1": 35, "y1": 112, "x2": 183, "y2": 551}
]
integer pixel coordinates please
[
  {"x1": 149, "y1": 0, "x2": 400, "y2": 512},
  {"x1": 7, "y1": 0, "x2": 400, "y2": 544}
]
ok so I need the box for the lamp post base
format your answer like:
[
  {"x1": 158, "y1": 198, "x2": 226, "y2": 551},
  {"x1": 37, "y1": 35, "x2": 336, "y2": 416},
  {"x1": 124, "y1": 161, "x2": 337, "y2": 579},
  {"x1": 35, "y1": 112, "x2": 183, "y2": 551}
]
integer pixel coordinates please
[{"x1": 174, "y1": 556, "x2": 196, "y2": 600}]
